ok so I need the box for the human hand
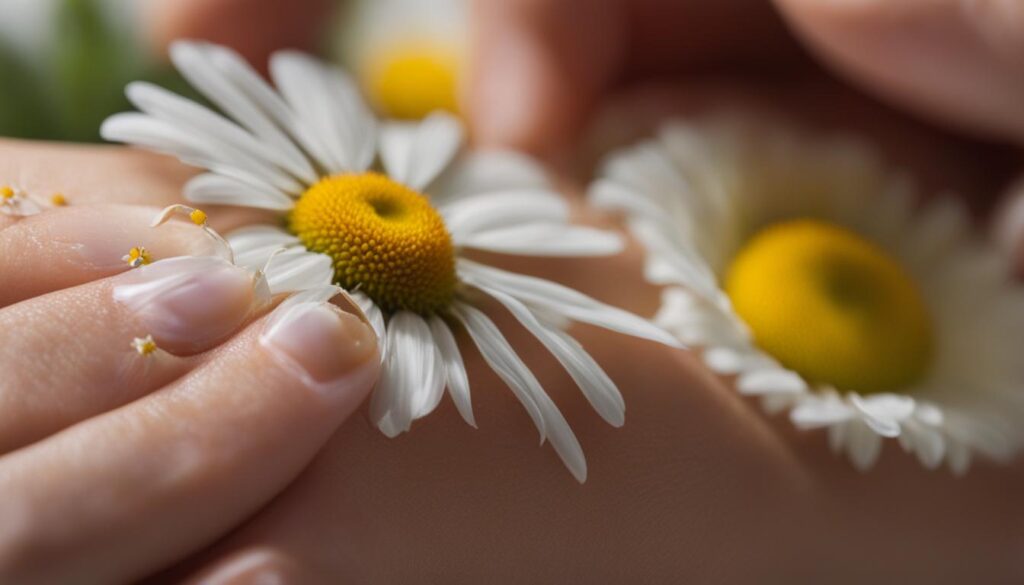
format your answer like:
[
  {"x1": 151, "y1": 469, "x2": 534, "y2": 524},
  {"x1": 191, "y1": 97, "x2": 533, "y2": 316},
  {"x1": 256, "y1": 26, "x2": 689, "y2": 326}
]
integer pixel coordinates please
[
  {"x1": 0, "y1": 141, "x2": 380, "y2": 584},
  {"x1": 122, "y1": 1, "x2": 1024, "y2": 583}
]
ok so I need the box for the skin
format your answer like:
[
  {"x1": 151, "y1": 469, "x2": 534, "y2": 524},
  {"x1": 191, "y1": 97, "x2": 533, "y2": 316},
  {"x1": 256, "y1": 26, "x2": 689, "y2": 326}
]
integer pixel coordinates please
[
  {"x1": 0, "y1": 143, "x2": 381, "y2": 584},
  {"x1": 0, "y1": 0, "x2": 1023, "y2": 582}
]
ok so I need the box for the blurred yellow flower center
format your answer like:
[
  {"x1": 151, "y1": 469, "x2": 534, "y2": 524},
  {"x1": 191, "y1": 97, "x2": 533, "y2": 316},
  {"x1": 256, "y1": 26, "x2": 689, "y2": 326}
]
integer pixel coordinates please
[
  {"x1": 289, "y1": 172, "x2": 456, "y2": 313},
  {"x1": 725, "y1": 219, "x2": 932, "y2": 394},
  {"x1": 364, "y1": 41, "x2": 460, "y2": 120}
]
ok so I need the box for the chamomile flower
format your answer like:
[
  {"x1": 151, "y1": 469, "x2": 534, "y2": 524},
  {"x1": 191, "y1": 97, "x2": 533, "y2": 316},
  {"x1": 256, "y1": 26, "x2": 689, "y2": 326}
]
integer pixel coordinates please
[
  {"x1": 0, "y1": 185, "x2": 43, "y2": 217},
  {"x1": 131, "y1": 334, "x2": 158, "y2": 356},
  {"x1": 334, "y1": 0, "x2": 466, "y2": 119},
  {"x1": 590, "y1": 115, "x2": 1024, "y2": 474},
  {"x1": 101, "y1": 41, "x2": 678, "y2": 482}
]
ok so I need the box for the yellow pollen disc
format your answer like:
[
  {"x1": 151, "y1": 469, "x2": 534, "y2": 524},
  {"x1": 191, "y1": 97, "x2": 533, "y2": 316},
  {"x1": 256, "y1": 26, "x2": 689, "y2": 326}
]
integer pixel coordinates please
[
  {"x1": 51, "y1": 193, "x2": 67, "y2": 206},
  {"x1": 724, "y1": 219, "x2": 933, "y2": 394},
  {"x1": 364, "y1": 41, "x2": 460, "y2": 120},
  {"x1": 1, "y1": 186, "x2": 14, "y2": 200},
  {"x1": 289, "y1": 172, "x2": 456, "y2": 314},
  {"x1": 132, "y1": 335, "x2": 158, "y2": 356},
  {"x1": 189, "y1": 209, "x2": 208, "y2": 226},
  {"x1": 124, "y1": 246, "x2": 153, "y2": 267}
]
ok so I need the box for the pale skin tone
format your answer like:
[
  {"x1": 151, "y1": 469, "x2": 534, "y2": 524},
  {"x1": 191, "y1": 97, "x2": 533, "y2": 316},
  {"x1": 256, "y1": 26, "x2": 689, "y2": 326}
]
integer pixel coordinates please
[{"x1": 2, "y1": 0, "x2": 1024, "y2": 582}]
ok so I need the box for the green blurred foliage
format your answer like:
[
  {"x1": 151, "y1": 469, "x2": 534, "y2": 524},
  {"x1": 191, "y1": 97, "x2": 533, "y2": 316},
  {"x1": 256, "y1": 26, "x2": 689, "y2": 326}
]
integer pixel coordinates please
[{"x1": 0, "y1": 0, "x2": 197, "y2": 143}]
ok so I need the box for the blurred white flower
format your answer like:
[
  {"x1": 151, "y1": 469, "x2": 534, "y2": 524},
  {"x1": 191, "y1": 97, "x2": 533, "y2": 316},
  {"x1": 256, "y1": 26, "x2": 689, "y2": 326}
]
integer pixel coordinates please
[{"x1": 591, "y1": 114, "x2": 1024, "y2": 474}]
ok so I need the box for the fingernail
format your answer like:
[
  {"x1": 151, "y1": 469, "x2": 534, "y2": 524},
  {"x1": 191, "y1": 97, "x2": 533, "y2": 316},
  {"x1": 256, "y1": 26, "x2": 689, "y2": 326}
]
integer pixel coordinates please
[
  {"x1": 113, "y1": 256, "x2": 255, "y2": 352},
  {"x1": 197, "y1": 549, "x2": 307, "y2": 585},
  {"x1": 260, "y1": 300, "x2": 379, "y2": 401}
]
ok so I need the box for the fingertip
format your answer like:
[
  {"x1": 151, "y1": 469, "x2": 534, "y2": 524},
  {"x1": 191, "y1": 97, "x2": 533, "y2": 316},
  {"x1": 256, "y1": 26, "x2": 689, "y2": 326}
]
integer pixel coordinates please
[
  {"x1": 259, "y1": 301, "x2": 380, "y2": 409},
  {"x1": 467, "y1": 30, "x2": 570, "y2": 156},
  {"x1": 467, "y1": 0, "x2": 623, "y2": 158},
  {"x1": 179, "y1": 547, "x2": 311, "y2": 585},
  {"x1": 774, "y1": 0, "x2": 1024, "y2": 143}
]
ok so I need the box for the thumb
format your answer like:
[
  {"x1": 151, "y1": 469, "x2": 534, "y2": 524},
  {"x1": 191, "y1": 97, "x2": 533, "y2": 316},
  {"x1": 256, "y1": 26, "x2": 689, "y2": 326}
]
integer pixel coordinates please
[
  {"x1": 774, "y1": 0, "x2": 1024, "y2": 144},
  {"x1": 467, "y1": 0, "x2": 624, "y2": 158},
  {"x1": 144, "y1": 0, "x2": 333, "y2": 68}
]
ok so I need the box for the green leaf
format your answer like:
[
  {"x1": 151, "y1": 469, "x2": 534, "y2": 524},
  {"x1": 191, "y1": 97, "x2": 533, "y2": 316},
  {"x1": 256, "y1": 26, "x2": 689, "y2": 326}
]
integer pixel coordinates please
[
  {"x1": 0, "y1": 42, "x2": 56, "y2": 139},
  {"x1": 49, "y1": 0, "x2": 139, "y2": 142}
]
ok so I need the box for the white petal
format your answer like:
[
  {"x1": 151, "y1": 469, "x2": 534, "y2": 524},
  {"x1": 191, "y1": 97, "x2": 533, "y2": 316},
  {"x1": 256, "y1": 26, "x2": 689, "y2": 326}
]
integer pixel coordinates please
[
  {"x1": 452, "y1": 302, "x2": 588, "y2": 482},
  {"x1": 790, "y1": 396, "x2": 853, "y2": 428},
  {"x1": 371, "y1": 312, "x2": 444, "y2": 434},
  {"x1": 270, "y1": 50, "x2": 376, "y2": 174},
  {"x1": 428, "y1": 316, "x2": 476, "y2": 427},
  {"x1": 263, "y1": 249, "x2": 334, "y2": 294},
  {"x1": 226, "y1": 225, "x2": 300, "y2": 269},
  {"x1": 458, "y1": 224, "x2": 624, "y2": 257},
  {"x1": 947, "y1": 440, "x2": 972, "y2": 476},
  {"x1": 380, "y1": 113, "x2": 463, "y2": 190},
  {"x1": 440, "y1": 189, "x2": 568, "y2": 237},
  {"x1": 126, "y1": 81, "x2": 306, "y2": 193},
  {"x1": 168, "y1": 42, "x2": 318, "y2": 184},
  {"x1": 102, "y1": 113, "x2": 289, "y2": 195},
  {"x1": 405, "y1": 314, "x2": 448, "y2": 421},
  {"x1": 450, "y1": 302, "x2": 544, "y2": 439},
  {"x1": 370, "y1": 356, "x2": 401, "y2": 437},
  {"x1": 476, "y1": 284, "x2": 625, "y2": 427},
  {"x1": 906, "y1": 424, "x2": 946, "y2": 469},
  {"x1": 736, "y1": 368, "x2": 807, "y2": 395},
  {"x1": 850, "y1": 394, "x2": 914, "y2": 438},
  {"x1": 185, "y1": 173, "x2": 294, "y2": 211},
  {"x1": 847, "y1": 420, "x2": 884, "y2": 471},
  {"x1": 827, "y1": 423, "x2": 847, "y2": 454},
  {"x1": 458, "y1": 260, "x2": 682, "y2": 348},
  {"x1": 588, "y1": 178, "x2": 671, "y2": 225},
  {"x1": 700, "y1": 347, "x2": 753, "y2": 375},
  {"x1": 429, "y1": 149, "x2": 549, "y2": 202}
]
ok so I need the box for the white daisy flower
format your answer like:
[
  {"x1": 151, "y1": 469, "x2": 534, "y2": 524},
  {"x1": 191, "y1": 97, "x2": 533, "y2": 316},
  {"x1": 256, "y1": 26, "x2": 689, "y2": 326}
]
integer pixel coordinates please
[
  {"x1": 590, "y1": 114, "x2": 1024, "y2": 474},
  {"x1": 333, "y1": 0, "x2": 466, "y2": 119},
  {"x1": 0, "y1": 185, "x2": 43, "y2": 217},
  {"x1": 101, "y1": 41, "x2": 679, "y2": 482}
]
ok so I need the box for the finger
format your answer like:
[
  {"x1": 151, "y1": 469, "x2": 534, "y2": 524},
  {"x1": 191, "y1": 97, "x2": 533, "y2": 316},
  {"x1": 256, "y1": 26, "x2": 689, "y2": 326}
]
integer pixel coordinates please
[
  {"x1": 0, "y1": 205, "x2": 218, "y2": 307},
  {"x1": 0, "y1": 256, "x2": 260, "y2": 453},
  {"x1": 176, "y1": 548, "x2": 315, "y2": 585},
  {"x1": 144, "y1": 0, "x2": 333, "y2": 69},
  {"x1": 0, "y1": 140, "x2": 275, "y2": 231},
  {"x1": 0, "y1": 295, "x2": 379, "y2": 584},
  {"x1": 468, "y1": 0, "x2": 623, "y2": 157},
  {"x1": 774, "y1": 0, "x2": 1024, "y2": 143},
  {"x1": 0, "y1": 139, "x2": 192, "y2": 208}
]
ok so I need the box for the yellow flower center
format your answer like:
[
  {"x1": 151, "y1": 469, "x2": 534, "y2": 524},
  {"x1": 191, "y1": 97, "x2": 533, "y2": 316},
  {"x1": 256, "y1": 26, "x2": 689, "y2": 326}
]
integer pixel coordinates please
[
  {"x1": 289, "y1": 172, "x2": 456, "y2": 314},
  {"x1": 363, "y1": 41, "x2": 460, "y2": 120},
  {"x1": 725, "y1": 219, "x2": 932, "y2": 394}
]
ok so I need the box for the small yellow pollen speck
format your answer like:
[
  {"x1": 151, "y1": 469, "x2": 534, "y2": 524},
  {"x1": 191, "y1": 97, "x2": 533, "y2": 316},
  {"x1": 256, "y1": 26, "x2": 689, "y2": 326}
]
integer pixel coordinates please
[
  {"x1": 289, "y1": 172, "x2": 456, "y2": 313},
  {"x1": 189, "y1": 209, "x2": 208, "y2": 226},
  {"x1": 725, "y1": 219, "x2": 932, "y2": 394},
  {"x1": 1, "y1": 186, "x2": 14, "y2": 200},
  {"x1": 132, "y1": 335, "x2": 158, "y2": 356},
  {"x1": 51, "y1": 193, "x2": 67, "y2": 206},
  {"x1": 122, "y1": 246, "x2": 153, "y2": 268},
  {"x1": 364, "y1": 41, "x2": 461, "y2": 120}
]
